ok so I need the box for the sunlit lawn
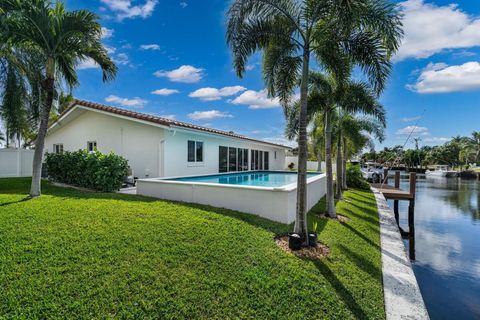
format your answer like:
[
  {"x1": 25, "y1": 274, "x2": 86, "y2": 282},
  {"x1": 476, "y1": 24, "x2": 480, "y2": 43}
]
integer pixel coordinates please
[{"x1": 0, "y1": 178, "x2": 384, "y2": 319}]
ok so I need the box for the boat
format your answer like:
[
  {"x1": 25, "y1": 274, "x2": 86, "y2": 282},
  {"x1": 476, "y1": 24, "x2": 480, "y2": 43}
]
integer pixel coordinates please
[
  {"x1": 360, "y1": 162, "x2": 384, "y2": 183},
  {"x1": 425, "y1": 165, "x2": 458, "y2": 178}
]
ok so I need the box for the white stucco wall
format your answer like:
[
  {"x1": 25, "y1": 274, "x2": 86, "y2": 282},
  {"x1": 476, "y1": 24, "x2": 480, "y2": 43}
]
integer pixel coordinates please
[
  {"x1": 45, "y1": 110, "x2": 166, "y2": 178},
  {"x1": 45, "y1": 108, "x2": 289, "y2": 179},
  {"x1": 163, "y1": 129, "x2": 287, "y2": 177}
]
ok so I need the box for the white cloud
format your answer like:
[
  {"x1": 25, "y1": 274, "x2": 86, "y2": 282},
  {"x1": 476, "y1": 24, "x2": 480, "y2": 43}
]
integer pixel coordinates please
[
  {"x1": 140, "y1": 44, "x2": 160, "y2": 50},
  {"x1": 180, "y1": 2, "x2": 188, "y2": 8},
  {"x1": 101, "y1": 27, "x2": 114, "y2": 39},
  {"x1": 396, "y1": 126, "x2": 429, "y2": 135},
  {"x1": 401, "y1": 116, "x2": 421, "y2": 123},
  {"x1": 151, "y1": 88, "x2": 180, "y2": 96},
  {"x1": 245, "y1": 64, "x2": 256, "y2": 71},
  {"x1": 77, "y1": 58, "x2": 99, "y2": 70},
  {"x1": 187, "y1": 110, "x2": 233, "y2": 121},
  {"x1": 397, "y1": 0, "x2": 480, "y2": 61},
  {"x1": 408, "y1": 61, "x2": 480, "y2": 94},
  {"x1": 100, "y1": 0, "x2": 157, "y2": 21},
  {"x1": 104, "y1": 45, "x2": 116, "y2": 54},
  {"x1": 423, "y1": 137, "x2": 450, "y2": 143},
  {"x1": 105, "y1": 95, "x2": 147, "y2": 108},
  {"x1": 159, "y1": 114, "x2": 176, "y2": 120},
  {"x1": 154, "y1": 65, "x2": 204, "y2": 83},
  {"x1": 188, "y1": 86, "x2": 246, "y2": 101},
  {"x1": 230, "y1": 89, "x2": 281, "y2": 109},
  {"x1": 114, "y1": 53, "x2": 129, "y2": 65},
  {"x1": 262, "y1": 137, "x2": 297, "y2": 148}
]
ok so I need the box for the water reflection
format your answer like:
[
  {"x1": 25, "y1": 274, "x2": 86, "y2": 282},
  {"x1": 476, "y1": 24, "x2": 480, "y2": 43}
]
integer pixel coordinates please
[{"x1": 389, "y1": 178, "x2": 480, "y2": 320}]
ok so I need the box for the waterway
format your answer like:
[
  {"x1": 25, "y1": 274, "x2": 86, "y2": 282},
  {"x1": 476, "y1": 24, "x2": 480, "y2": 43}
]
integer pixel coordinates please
[{"x1": 390, "y1": 177, "x2": 480, "y2": 320}]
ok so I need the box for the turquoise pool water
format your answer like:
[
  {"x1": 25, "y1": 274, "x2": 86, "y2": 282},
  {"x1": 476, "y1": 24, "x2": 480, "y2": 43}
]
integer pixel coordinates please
[{"x1": 168, "y1": 171, "x2": 320, "y2": 188}]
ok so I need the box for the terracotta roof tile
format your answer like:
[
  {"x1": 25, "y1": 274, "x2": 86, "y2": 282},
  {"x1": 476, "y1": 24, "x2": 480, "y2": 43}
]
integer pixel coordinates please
[{"x1": 53, "y1": 99, "x2": 291, "y2": 149}]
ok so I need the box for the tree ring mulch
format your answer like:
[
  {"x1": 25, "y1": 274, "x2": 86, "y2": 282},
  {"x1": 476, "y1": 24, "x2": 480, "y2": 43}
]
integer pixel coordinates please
[
  {"x1": 317, "y1": 213, "x2": 350, "y2": 223},
  {"x1": 275, "y1": 236, "x2": 330, "y2": 260}
]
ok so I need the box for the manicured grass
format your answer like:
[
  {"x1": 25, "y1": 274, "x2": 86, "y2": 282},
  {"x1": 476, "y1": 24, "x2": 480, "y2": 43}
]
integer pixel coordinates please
[{"x1": 0, "y1": 178, "x2": 384, "y2": 319}]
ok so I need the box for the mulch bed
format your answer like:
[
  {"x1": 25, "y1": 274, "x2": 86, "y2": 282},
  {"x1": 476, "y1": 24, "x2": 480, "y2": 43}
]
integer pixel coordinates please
[
  {"x1": 275, "y1": 236, "x2": 330, "y2": 260},
  {"x1": 317, "y1": 213, "x2": 350, "y2": 223}
]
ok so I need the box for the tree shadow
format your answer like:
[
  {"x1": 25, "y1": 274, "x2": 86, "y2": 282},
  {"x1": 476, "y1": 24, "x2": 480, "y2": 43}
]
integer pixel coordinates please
[
  {"x1": 342, "y1": 207, "x2": 379, "y2": 226},
  {"x1": 338, "y1": 244, "x2": 381, "y2": 282},
  {"x1": 313, "y1": 259, "x2": 370, "y2": 319},
  {"x1": 0, "y1": 196, "x2": 32, "y2": 207},
  {"x1": 338, "y1": 220, "x2": 380, "y2": 250}
]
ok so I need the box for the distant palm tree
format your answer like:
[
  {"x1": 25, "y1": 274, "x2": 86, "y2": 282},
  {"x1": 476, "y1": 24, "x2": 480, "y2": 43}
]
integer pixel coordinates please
[
  {"x1": 466, "y1": 131, "x2": 480, "y2": 164},
  {"x1": 338, "y1": 114, "x2": 385, "y2": 191},
  {"x1": 1, "y1": 0, "x2": 117, "y2": 197},
  {"x1": 227, "y1": 0, "x2": 402, "y2": 239}
]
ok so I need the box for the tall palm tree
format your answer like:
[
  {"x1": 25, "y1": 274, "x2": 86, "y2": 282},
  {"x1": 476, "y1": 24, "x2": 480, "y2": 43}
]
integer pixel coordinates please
[
  {"x1": 334, "y1": 94, "x2": 386, "y2": 198},
  {"x1": 227, "y1": 0, "x2": 402, "y2": 241},
  {"x1": 306, "y1": 72, "x2": 387, "y2": 216},
  {"x1": 1, "y1": 0, "x2": 117, "y2": 197}
]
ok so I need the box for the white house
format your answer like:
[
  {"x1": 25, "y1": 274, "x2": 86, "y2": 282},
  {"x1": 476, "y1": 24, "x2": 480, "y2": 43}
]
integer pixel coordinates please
[{"x1": 46, "y1": 99, "x2": 291, "y2": 179}]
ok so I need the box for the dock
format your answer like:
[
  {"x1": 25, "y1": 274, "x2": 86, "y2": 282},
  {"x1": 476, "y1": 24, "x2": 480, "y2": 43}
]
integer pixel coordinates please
[{"x1": 371, "y1": 171, "x2": 417, "y2": 260}]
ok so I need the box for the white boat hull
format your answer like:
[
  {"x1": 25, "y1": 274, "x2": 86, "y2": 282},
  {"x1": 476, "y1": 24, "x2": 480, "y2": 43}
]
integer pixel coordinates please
[{"x1": 426, "y1": 170, "x2": 457, "y2": 178}]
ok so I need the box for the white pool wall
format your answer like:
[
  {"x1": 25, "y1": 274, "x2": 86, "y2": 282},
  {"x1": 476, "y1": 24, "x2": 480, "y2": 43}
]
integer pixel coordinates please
[{"x1": 137, "y1": 172, "x2": 326, "y2": 224}]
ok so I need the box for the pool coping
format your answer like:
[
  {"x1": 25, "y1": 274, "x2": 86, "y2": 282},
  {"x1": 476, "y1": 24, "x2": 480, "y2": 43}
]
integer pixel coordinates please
[{"x1": 371, "y1": 187, "x2": 430, "y2": 320}]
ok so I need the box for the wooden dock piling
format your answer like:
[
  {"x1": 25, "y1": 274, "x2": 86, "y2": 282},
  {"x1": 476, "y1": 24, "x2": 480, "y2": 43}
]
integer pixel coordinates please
[{"x1": 371, "y1": 172, "x2": 417, "y2": 260}]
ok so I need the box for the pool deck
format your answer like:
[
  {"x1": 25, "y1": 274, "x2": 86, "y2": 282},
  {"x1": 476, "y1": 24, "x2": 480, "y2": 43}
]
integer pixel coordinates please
[{"x1": 372, "y1": 187, "x2": 429, "y2": 320}]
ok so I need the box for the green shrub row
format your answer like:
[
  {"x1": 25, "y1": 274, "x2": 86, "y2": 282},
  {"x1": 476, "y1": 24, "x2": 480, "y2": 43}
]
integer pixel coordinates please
[
  {"x1": 45, "y1": 150, "x2": 129, "y2": 192},
  {"x1": 346, "y1": 163, "x2": 370, "y2": 190}
]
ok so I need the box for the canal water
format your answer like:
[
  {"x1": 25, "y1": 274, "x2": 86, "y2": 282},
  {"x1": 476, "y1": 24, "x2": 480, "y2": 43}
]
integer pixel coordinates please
[{"x1": 390, "y1": 177, "x2": 480, "y2": 320}]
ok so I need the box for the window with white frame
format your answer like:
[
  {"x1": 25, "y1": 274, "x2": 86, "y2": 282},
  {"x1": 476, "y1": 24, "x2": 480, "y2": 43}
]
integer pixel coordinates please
[
  {"x1": 87, "y1": 141, "x2": 97, "y2": 152},
  {"x1": 53, "y1": 144, "x2": 63, "y2": 154},
  {"x1": 188, "y1": 140, "x2": 203, "y2": 162}
]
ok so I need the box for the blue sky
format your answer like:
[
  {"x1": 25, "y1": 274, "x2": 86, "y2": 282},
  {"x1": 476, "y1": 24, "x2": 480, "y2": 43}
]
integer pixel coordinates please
[{"x1": 67, "y1": 0, "x2": 480, "y2": 150}]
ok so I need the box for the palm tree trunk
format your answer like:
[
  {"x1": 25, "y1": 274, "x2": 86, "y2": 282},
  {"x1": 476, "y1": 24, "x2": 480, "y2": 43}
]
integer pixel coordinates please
[
  {"x1": 30, "y1": 58, "x2": 55, "y2": 197},
  {"x1": 317, "y1": 147, "x2": 322, "y2": 172},
  {"x1": 325, "y1": 109, "x2": 336, "y2": 218},
  {"x1": 342, "y1": 137, "x2": 347, "y2": 189},
  {"x1": 293, "y1": 48, "x2": 310, "y2": 242},
  {"x1": 6, "y1": 128, "x2": 9, "y2": 148},
  {"x1": 335, "y1": 133, "x2": 343, "y2": 199}
]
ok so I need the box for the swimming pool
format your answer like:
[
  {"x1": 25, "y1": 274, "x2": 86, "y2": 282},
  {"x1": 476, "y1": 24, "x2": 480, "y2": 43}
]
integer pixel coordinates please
[
  {"x1": 168, "y1": 171, "x2": 320, "y2": 188},
  {"x1": 137, "y1": 171, "x2": 326, "y2": 223}
]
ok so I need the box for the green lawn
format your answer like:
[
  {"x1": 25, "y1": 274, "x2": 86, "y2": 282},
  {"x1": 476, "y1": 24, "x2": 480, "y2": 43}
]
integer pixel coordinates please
[{"x1": 0, "y1": 178, "x2": 384, "y2": 319}]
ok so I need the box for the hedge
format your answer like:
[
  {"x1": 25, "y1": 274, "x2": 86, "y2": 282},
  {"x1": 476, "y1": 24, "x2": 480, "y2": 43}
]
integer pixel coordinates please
[
  {"x1": 45, "y1": 150, "x2": 129, "y2": 192},
  {"x1": 346, "y1": 163, "x2": 370, "y2": 190}
]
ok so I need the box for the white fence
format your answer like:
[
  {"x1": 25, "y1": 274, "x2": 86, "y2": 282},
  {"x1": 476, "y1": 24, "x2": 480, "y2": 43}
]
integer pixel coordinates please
[
  {"x1": 0, "y1": 149, "x2": 35, "y2": 178},
  {"x1": 285, "y1": 156, "x2": 336, "y2": 173}
]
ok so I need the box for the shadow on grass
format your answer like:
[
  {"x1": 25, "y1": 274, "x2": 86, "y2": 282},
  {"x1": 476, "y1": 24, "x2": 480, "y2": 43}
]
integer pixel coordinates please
[
  {"x1": 338, "y1": 244, "x2": 382, "y2": 281},
  {"x1": 313, "y1": 259, "x2": 370, "y2": 319},
  {"x1": 338, "y1": 219, "x2": 380, "y2": 250},
  {"x1": 0, "y1": 196, "x2": 32, "y2": 207},
  {"x1": 342, "y1": 207, "x2": 379, "y2": 226}
]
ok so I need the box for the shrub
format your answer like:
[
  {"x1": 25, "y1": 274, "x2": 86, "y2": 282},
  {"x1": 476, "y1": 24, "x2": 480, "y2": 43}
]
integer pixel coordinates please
[
  {"x1": 45, "y1": 150, "x2": 129, "y2": 192},
  {"x1": 288, "y1": 162, "x2": 295, "y2": 170},
  {"x1": 346, "y1": 163, "x2": 370, "y2": 190}
]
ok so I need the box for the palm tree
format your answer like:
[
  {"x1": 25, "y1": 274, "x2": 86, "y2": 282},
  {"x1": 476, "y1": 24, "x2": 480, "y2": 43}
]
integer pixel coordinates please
[
  {"x1": 334, "y1": 94, "x2": 386, "y2": 199},
  {"x1": 339, "y1": 114, "x2": 385, "y2": 191},
  {"x1": 227, "y1": 0, "x2": 402, "y2": 241},
  {"x1": 306, "y1": 72, "x2": 387, "y2": 216},
  {"x1": 1, "y1": 62, "x2": 28, "y2": 148},
  {"x1": 1, "y1": 0, "x2": 117, "y2": 197},
  {"x1": 465, "y1": 131, "x2": 480, "y2": 165}
]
